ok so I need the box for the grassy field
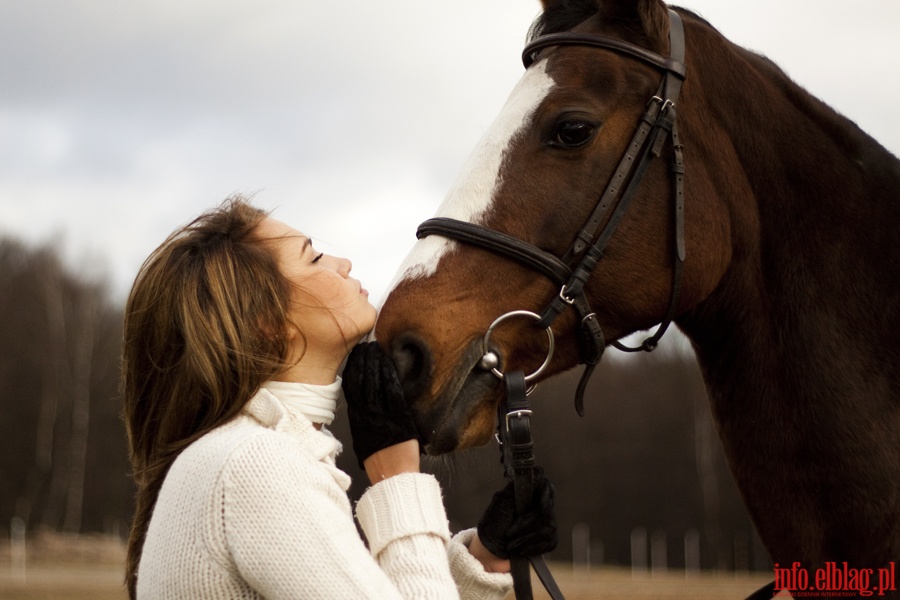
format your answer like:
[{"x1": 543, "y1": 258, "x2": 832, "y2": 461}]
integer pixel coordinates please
[
  {"x1": 1, "y1": 532, "x2": 127, "y2": 600},
  {"x1": 0, "y1": 533, "x2": 774, "y2": 599}
]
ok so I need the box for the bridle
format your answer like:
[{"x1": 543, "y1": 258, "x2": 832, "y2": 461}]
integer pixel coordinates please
[
  {"x1": 415, "y1": 15, "x2": 781, "y2": 600},
  {"x1": 417, "y1": 10, "x2": 687, "y2": 416}
]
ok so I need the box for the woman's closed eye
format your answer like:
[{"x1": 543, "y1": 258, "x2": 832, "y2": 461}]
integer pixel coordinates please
[{"x1": 312, "y1": 252, "x2": 324, "y2": 264}]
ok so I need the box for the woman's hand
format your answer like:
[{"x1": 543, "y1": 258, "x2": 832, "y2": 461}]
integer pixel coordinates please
[
  {"x1": 468, "y1": 533, "x2": 511, "y2": 574},
  {"x1": 341, "y1": 342, "x2": 422, "y2": 473}
]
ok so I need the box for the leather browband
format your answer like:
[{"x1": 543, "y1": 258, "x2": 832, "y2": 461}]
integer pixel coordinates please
[{"x1": 522, "y1": 32, "x2": 687, "y2": 79}]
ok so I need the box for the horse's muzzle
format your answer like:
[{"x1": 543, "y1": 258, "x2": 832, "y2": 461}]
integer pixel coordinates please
[{"x1": 387, "y1": 332, "x2": 499, "y2": 453}]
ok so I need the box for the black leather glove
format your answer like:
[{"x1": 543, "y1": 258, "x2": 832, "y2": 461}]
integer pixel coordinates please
[
  {"x1": 341, "y1": 342, "x2": 420, "y2": 468},
  {"x1": 476, "y1": 467, "x2": 558, "y2": 559}
]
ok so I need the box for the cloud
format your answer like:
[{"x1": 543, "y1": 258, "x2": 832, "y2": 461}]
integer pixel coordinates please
[{"x1": 0, "y1": 0, "x2": 897, "y2": 306}]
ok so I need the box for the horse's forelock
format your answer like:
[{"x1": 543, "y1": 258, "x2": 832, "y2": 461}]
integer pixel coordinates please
[{"x1": 529, "y1": 0, "x2": 601, "y2": 41}]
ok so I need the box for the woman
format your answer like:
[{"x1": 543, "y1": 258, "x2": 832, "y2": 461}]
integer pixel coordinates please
[{"x1": 122, "y1": 196, "x2": 554, "y2": 599}]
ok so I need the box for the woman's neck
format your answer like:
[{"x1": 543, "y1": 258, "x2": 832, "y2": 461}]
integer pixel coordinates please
[
  {"x1": 278, "y1": 334, "x2": 364, "y2": 385},
  {"x1": 276, "y1": 345, "x2": 347, "y2": 385},
  {"x1": 275, "y1": 362, "x2": 339, "y2": 385}
]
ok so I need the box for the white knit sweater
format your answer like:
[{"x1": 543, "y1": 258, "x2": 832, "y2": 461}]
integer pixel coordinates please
[{"x1": 136, "y1": 385, "x2": 511, "y2": 599}]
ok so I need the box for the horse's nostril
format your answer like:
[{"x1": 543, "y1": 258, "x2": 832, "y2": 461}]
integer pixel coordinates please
[{"x1": 391, "y1": 332, "x2": 431, "y2": 399}]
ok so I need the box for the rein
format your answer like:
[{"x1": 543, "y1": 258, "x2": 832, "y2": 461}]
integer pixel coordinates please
[
  {"x1": 418, "y1": 10, "x2": 687, "y2": 416},
  {"x1": 499, "y1": 371, "x2": 567, "y2": 600}
]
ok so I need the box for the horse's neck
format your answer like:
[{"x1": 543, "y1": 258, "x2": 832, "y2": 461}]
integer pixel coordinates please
[{"x1": 675, "y1": 36, "x2": 900, "y2": 567}]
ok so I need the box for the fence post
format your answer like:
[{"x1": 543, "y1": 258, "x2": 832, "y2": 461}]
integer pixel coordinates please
[
  {"x1": 631, "y1": 527, "x2": 647, "y2": 578},
  {"x1": 684, "y1": 529, "x2": 701, "y2": 577},
  {"x1": 10, "y1": 517, "x2": 26, "y2": 583},
  {"x1": 572, "y1": 522, "x2": 591, "y2": 571}
]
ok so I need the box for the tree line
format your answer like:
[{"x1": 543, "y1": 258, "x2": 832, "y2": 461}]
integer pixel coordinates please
[
  {"x1": 0, "y1": 236, "x2": 129, "y2": 537},
  {"x1": 0, "y1": 234, "x2": 768, "y2": 571}
]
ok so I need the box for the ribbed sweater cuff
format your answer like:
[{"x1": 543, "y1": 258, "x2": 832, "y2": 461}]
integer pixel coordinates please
[
  {"x1": 356, "y1": 472, "x2": 451, "y2": 557},
  {"x1": 448, "y1": 529, "x2": 513, "y2": 598}
]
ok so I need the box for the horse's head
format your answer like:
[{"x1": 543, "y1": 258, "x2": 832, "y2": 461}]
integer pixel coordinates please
[{"x1": 377, "y1": 0, "x2": 732, "y2": 453}]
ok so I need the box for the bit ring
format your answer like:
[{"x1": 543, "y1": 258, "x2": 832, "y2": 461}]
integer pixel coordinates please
[{"x1": 480, "y1": 310, "x2": 555, "y2": 384}]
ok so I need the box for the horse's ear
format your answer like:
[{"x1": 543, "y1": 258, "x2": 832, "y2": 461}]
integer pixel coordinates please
[{"x1": 598, "y1": 0, "x2": 670, "y2": 54}]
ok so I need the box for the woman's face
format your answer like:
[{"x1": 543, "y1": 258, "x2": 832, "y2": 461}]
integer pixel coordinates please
[{"x1": 256, "y1": 217, "x2": 377, "y2": 354}]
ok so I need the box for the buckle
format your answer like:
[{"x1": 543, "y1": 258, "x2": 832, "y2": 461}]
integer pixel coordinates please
[{"x1": 504, "y1": 409, "x2": 533, "y2": 431}]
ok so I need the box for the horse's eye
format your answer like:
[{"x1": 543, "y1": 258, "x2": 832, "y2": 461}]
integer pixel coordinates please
[{"x1": 553, "y1": 121, "x2": 595, "y2": 147}]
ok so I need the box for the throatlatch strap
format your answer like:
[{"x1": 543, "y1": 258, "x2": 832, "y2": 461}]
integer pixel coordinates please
[{"x1": 499, "y1": 372, "x2": 566, "y2": 600}]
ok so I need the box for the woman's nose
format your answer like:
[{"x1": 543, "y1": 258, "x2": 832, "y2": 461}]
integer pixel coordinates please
[{"x1": 337, "y1": 257, "x2": 352, "y2": 277}]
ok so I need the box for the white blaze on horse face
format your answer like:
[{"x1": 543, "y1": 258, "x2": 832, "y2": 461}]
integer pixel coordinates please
[{"x1": 384, "y1": 61, "x2": 555, "y2": 296}]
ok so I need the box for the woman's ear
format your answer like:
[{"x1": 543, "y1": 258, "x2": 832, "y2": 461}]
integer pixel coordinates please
[{"x1": 257, "y1": 315, "x2": 290, "y2": 343}]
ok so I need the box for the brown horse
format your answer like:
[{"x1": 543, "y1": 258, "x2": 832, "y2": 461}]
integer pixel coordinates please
[{"x1": 376, "y1": 0, "x2": 900, "y2": 592}]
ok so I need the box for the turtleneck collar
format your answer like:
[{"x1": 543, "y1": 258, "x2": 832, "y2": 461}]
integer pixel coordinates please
[{"x1": 261, "y1": 378, "x2": 341, "y2": 426}]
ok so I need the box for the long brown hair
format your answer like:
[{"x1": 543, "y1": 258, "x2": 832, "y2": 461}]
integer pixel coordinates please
[{"x1": 121, "y1": 196, "x2": 295, "y2": 597}]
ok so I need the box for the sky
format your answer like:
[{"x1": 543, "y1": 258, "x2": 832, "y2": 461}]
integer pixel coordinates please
[{"x1": 2, "y1": 0, "x2": 899, "y2": 306}]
